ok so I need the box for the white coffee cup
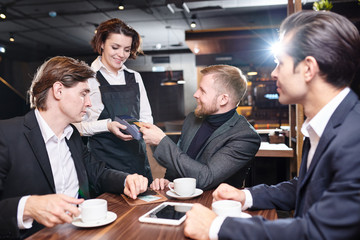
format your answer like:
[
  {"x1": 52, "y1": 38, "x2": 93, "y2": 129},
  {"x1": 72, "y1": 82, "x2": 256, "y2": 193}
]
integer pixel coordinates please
[
  {"x1": 168, "y1": 178, "x2": 196, "y2": 197},
  {"x1": 79, "y1": 199, "x2": 107, "y2": 223},
  {"x1": 212, "y1": 200, "x2": 242, "y2": 217}
]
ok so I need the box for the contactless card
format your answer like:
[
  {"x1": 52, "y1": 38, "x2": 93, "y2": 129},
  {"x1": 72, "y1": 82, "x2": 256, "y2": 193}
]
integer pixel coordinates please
[{"x1": 133, "y1": 122, "x2": 141, "y2": 127}]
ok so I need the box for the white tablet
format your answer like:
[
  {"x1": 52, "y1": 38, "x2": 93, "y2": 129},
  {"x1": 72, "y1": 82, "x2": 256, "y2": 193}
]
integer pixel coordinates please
[{"x1": 138, "y1": 202, "x2": 193, "y2": 225}]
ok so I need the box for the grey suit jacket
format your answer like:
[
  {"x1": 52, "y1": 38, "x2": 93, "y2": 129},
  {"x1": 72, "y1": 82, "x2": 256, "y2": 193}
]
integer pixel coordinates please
[
  {"x1": 154, "y1": 112, "x2": 261, "y2": 190},
  {"x1": 218, "y1": 90, "x2": 360, "y2": 239},
  {"x1": 0, "y1": 110, "x2": 128, "y2": 239}
]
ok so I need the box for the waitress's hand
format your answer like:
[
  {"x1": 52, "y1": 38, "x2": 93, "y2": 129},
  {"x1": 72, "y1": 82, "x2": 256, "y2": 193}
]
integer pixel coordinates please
[{"x1": 108, "y1": 121, "x2": 134, "y2": 141}]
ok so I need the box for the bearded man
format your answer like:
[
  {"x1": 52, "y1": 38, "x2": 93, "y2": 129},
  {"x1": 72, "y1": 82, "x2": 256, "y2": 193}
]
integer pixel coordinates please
[{"x1": 140, "y1": 65, "x2": 260, "y2": 190}]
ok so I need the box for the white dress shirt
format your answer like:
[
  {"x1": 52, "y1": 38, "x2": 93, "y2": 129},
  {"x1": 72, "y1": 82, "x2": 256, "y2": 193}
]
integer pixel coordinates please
[
  {"x1": 17, "y1": 109, "x2": 79, "y2": 229},
  {"x1": 208, "y1": 87, "x2": 350, "y2": 240},
  {"x1": 301, "y1": 87, "x2": 350, "y2": 169},
  {"x1": 74, "y1": 56, "x2": 153, "y2": 136}
]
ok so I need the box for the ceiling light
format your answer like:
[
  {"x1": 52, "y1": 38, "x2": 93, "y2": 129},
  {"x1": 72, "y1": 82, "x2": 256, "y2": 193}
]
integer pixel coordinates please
[
  {"x1": 9, "y1": 33, "x2": 14, "y2": 42},
  {"x1": 182, "y1": 2, "x2": 190, "y2": 13},
  {"x1": 0, "y1": 46, "x2": 5, "y2": 53},
  {"x1": 0, "y1": 7, "x2": 6, "y2": 19},
  {"x1": 190, "y1": 14, "x2": 197, "y2": 28},
  {"x1": 167, "y1": 3, "x2": 175, "y2": 14},
  {"x1": 88, "y1": 22, "x2": 99, "y2": 34},
  {"x1": 118, "y1": 1, "x2": 124, "y2": 10}
]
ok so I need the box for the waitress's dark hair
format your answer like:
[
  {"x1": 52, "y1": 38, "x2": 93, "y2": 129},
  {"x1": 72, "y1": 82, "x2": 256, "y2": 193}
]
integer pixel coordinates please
[
  {"x1": 91, "y1": 18, "x2": 142, "y2": 59},
  {"x1": 280, "y1": 10, "x2": 360, "y2": 88}
]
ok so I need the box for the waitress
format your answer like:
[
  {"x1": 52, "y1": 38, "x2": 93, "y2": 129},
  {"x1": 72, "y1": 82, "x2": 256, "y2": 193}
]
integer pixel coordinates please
[{"x1": 75, "y1": 18, "x2": 153, "y2": 182}]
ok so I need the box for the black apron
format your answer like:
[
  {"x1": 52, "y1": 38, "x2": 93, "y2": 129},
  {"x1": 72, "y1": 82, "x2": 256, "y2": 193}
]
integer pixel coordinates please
[{"x1": 88, "y1": 70, "x2": 153, "y2": 182}]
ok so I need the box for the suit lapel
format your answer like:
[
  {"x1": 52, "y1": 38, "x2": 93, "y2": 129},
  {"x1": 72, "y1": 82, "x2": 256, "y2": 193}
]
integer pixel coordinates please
[
  {"x1": 298, "y1": 90, "x2": 358, "y2": 189},
  {"x1": 295, "y1": 90, "x2": 358, "y2": 216},
  {"x1": 24, "y1": 110, "x2": 56, "y2": 193}
]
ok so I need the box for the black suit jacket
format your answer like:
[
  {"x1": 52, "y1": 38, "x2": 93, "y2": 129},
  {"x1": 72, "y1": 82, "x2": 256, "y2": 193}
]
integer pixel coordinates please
[
  {"x1": 0, "y1": 110, "x2": 128, "y2": 239},
  {"x1": 218, "y1": 90, "x2": 360, "y2": 239}
]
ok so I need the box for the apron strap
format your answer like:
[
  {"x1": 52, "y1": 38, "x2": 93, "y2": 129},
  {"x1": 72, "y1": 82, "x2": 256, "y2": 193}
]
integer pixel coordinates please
[
  {"x1": 97, "y1": 70, "x2": 136, "y2": 86},
  {"x1": 124, "y1": 70, "x2": 136, "y2": 85},
  {"x1": 96, "y1": 71, "x2": 110, "y2": 86}
]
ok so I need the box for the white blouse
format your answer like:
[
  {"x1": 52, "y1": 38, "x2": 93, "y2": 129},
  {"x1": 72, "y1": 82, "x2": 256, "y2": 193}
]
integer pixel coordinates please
[{"x1": 75, "y1": 56, "x2": 153, "y2": 136}]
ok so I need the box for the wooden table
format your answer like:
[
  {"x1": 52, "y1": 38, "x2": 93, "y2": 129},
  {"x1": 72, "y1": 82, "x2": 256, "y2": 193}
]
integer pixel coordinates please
[{"x1": 27, "y1": 190, "x2": 277, "y2": 240}]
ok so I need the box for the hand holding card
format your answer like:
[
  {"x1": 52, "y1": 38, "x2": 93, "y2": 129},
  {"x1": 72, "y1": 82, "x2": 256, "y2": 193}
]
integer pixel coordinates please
[{"x1": 114, "y1": 116, "x2": 142, "y2": 140}]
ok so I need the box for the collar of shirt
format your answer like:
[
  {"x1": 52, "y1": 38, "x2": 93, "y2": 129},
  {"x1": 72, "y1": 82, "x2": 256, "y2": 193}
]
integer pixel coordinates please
[
  {"x1": 35, "y1": 108, "x2": 73, "y2": 143},
  {"x1": 301, "y1": 87, "x2": 350, "y2": 139}
]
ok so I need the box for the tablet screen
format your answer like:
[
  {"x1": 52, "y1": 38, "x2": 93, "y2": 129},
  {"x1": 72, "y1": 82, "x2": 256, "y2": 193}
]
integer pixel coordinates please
[
  {"x1": 139, "y1": 202, "x2": 193, "y2": 225},
  {"x1": 150, "y1": 204, "x2": 192, "y2": 220}
]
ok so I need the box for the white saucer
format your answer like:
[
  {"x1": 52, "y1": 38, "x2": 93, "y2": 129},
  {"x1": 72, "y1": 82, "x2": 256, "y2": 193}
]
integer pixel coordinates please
[
  {"x1": 72, "y1": 211, "x2": 117, "y2": 228},
  {"x1": 166, "y1": 188, "x2": 203, "y2": 200}
]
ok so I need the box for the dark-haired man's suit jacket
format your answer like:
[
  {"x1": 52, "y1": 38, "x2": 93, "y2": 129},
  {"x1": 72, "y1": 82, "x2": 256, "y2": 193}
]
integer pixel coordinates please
[
  {"x1": 154, "y1": 112, "x2": 261, "y2": 190},
  {"x1": 218, "y1": 90, "x2": 360, "y2": 239},
  {"x1": 0, "y1": 110, "x2": 128, "y2": 239}
]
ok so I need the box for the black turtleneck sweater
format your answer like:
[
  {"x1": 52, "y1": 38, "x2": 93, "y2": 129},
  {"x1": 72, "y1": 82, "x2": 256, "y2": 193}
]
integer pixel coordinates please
[{"x1": 186, "y1": 108, "x2": 236, "y2": 159}]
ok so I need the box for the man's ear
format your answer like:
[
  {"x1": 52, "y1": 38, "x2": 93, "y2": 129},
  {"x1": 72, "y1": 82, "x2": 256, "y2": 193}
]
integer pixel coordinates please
[
  {"x1": 304, "y1": 56, "x2": 320, "y2": 83},
  {"x1": 52, "y1": 81, "x2": 63, "y2": 100},
  {"x1": 219, "y1": 93, "x2": 229, "y2": 106}
]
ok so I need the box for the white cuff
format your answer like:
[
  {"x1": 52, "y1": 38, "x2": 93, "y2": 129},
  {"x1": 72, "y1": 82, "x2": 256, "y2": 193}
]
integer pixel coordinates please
[
  {"x1": 17, "y1": 196, "x2": 34, "y2": 229},
  {"x1": 242, "y1": 189, "x2": 253, "y2": 210},
  {"x1": 102, "y1": 119, "x2": 112, "y2": 132},
  {"x1": 209, "y1": 216, "x2": 226, "y2": 240}
]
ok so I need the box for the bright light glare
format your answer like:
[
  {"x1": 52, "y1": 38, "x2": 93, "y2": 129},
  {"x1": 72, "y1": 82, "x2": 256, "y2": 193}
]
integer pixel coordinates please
[
  {"x1": 271, "y1": 41, "x2": 282, "y2": 56},
  {"x1": 0, "y1": 46, "x2": 5, "y2": 53}
]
